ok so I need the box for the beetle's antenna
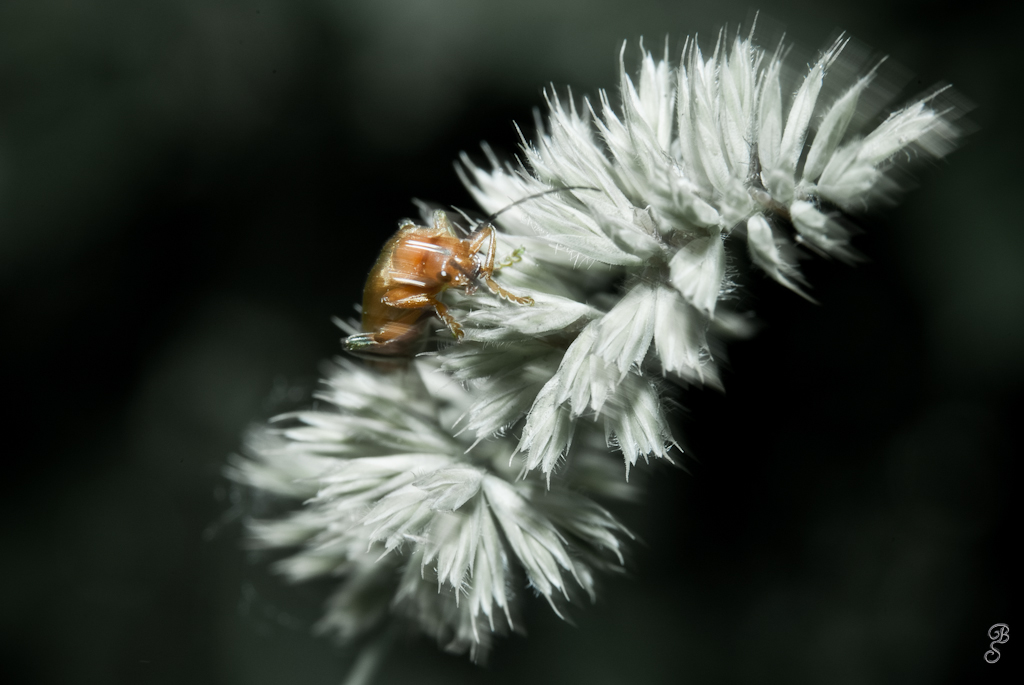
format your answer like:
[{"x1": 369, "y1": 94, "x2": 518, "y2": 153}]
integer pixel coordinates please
[{"x1": 485, "y1": 186, "x2": 600, "y2": 223}]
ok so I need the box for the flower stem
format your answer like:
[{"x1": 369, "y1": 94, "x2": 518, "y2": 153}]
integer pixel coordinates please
[{"x1": 341, "y1": 629, "x2": 395, "y2": 685}]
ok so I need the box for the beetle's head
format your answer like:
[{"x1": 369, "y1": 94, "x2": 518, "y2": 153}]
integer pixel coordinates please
[{"x1": 448, "y1": 253, "x2": 477, "y2": 284}]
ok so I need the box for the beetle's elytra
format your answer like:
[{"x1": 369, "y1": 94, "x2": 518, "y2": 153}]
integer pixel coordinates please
[{"x1": 343, "y1": 210, "x2": 533, "y2": 357}]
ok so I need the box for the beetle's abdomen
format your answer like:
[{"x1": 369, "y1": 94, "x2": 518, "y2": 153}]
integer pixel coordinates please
[{"x1": 360, "y1": 228, "x2": 455, "y2": 340}]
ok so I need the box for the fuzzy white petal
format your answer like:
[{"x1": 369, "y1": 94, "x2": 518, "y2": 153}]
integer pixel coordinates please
[
  {"x1": 803, "y1": 71, "x2": 874, "y2": 183},
  {"x1": 653, "y1": 286, "x2": 717, "y2": 384},
  {"x1": 746, "y1": 213, "x2": 812, "y2": 299},
  {"x1": 669, "y1": 229, "x2": 726, "y2": 316},
  {"x1": 594, "y1": 285, "x2": 657, "y2": 378}
]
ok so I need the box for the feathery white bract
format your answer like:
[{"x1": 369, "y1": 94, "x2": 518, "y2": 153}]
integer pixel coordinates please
[
  {"x1": 231, "y1": 359, "x2": 633, "y2": 661},
  {"x1": 232, "y1": 27, "x2": 958, "y2": 667},
  {"x1": 455, "y1": 30, "x2": 957, "y2": 479}
]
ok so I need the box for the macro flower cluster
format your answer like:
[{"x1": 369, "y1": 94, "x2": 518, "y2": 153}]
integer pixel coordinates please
[
  {"x1": 231, "y1": 358, "x2": 635, "y2": 660},
  {"x1": 230, "y1": 27, "x2": 959, "y2": 670}
]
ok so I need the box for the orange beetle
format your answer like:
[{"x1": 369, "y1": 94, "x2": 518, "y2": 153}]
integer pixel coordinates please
[{"x1": 343, "y1": 210, "x2": 533, "y2": 357}]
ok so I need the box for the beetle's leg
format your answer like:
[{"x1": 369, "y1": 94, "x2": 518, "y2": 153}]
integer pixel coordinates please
[
  {"x1": 483, "y1": 275, "x2": 534, "y2": 306},
  {"x1": 430, "y1": 300, "x2": 464, "y2": 340},
  {"x1": 466, "y1": 224, "x2": 535, "y2": 306},
  {"x1": 343, "y1": 321, "x2": 426, "y2": 357},
  {"x1": 342, "y1": 332, "x2": 380, "y2": 352},
  {"x1": 466, "y1": 224, "x2": 495, "y2": 271},
  {"x1": 383, "y1": 290, "x2": 465, "y2": 340},
  {"x1": 343, "y1": 325, "x2": 420, "y2": 354}
]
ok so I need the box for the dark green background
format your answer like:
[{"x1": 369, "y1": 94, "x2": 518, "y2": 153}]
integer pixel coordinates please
[{"x1": 1, "y1": 1, "x2": 1018, "y2": 683}]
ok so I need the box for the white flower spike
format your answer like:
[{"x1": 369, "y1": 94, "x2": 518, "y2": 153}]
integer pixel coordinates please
[
  {"x1": 231, "y1": 23, "x2": 960, "y2": 681},
  {"x1": 457, "y1": 29, "x2": 958, "y2": 479}
]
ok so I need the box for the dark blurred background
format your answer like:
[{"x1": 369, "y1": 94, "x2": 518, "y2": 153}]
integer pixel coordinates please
[{"x1": 1, "y1": 1, "x2": 1018, "y2": 683}]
